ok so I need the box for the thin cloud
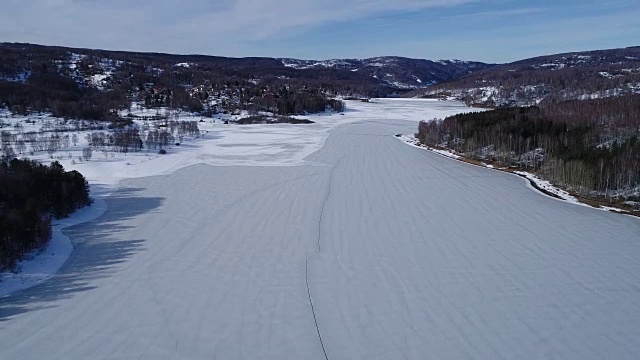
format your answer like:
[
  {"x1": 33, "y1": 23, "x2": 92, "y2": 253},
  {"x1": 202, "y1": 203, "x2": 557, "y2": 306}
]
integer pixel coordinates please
[
  {"x1": 447, "y1": 7, "x2": 546, "y2": 20},
  {"x1": 0, "y1": 0, "x2": 637, "y2": 62},
  {"x1": 0, "y1": 0, "x2": 479, "y2": 51}
]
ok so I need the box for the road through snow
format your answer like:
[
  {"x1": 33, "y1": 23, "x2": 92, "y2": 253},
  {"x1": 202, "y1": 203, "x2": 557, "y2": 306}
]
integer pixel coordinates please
[{"x1": 1, "y1": 100, "x2": 640, "y2": 359}]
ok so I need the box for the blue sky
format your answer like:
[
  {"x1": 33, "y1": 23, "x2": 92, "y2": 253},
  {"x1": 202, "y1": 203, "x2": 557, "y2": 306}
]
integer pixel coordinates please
[{"x1": 1, "y1": 0, "x2": 638, "y2": 63}]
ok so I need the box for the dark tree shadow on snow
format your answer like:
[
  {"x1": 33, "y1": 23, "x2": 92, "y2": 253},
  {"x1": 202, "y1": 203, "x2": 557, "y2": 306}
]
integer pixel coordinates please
[{"x1": 0, "y1": 187, "x2": 164, "y2": 321}]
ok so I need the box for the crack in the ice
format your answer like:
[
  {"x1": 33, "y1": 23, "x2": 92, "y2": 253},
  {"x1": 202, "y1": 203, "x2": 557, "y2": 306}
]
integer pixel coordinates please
[
  {"x1": 316, "y1": 159, "x2": 338, "y2": 253},
  {"x1": 305, "y1": 259, "x2": 329, "y2": 360},
  {"x1": 305, "y1": 156, "x2": 341, "y2": 360}
]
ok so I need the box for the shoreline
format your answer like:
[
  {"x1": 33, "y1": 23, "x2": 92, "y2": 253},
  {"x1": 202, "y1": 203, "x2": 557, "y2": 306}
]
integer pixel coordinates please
[
  {"x1": 0, "y1": 185, "x2": 110, "y2": 297},
  {"x1": 396, "y1": 134, "x2": 640, "y2": 218}
]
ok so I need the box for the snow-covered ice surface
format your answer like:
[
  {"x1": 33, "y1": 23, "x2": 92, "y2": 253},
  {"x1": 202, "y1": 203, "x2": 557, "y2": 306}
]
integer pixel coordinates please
[
  {"x1": 1, "y1": 99, "x2": 640, "y2": 359},
  {"x1": 0, "y1": 99, "x2": 469, "y2": 296}
]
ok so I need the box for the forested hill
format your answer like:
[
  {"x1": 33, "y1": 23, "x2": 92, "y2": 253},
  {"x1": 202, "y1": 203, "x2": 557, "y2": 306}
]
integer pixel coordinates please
[
  {"x1": 411, "y1": 46, "x2": 640, "y2": 107},
  {"x1": 416, "y1": 95, "x2": 640, "y2": 203},
  {"x1": 410, "y1": 46, "x2": 640, "y2": 203},
  {"x1": 0, "y1": 43, "x2": 492, "y2": 122}
]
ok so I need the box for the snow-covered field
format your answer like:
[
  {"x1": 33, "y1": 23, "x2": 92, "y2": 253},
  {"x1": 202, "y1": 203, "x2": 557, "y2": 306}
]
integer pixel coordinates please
[{"x1": 1, "y1": 99, "x2": 639, "y2": 359}]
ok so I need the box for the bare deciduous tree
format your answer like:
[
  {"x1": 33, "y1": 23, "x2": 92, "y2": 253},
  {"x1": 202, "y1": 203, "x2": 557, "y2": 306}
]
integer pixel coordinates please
[{"x1": 82, "y1": 147, "x2": 92, "y2": 161}]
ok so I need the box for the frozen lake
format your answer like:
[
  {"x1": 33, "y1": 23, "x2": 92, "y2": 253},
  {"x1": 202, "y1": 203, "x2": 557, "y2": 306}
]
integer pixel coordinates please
[{"x1": 1, "y1": 99, "x2": 639, "y2": 359}]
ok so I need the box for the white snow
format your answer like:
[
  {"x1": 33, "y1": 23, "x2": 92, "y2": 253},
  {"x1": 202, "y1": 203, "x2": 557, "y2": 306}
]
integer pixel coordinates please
[
  {"x1": 67, "y1": 53, "x2": 84, "y2": 70},
  {"x1": 398, "y1": 133, "x2": 463, "y2": 160},
  {"x1": 1, "y1": 99, "x2": 639, "y2": 359},
  {"x1": 514, "y1": 171, "x2": 581, "y2": 204},
  {"x1": 89, "y1": 73, "x2": 110, "y2": 89},
  {"x1": 535, "y1": 62, "x2": 567, "y2": 70},
  {"x1": 600, "y1": 206, "x2": 625, "y2": 213},
  {"x1": 436, "y1": 59, "x2": 466, "y2": 65},
  {"x1": 280, "y1": 58, "x2": 357, "y2": 70}
]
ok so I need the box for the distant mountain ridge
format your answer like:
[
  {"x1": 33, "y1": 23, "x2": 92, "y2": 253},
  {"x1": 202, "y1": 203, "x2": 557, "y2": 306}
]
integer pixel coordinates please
[
  {"x1": 413, "y1": 46, "x2": 640, "y2": 106},
  {"x1": 279, "y1": 56, "x2": 494, "y2": 88},
  {"x1": 0, "y1": 43, "x2": 494, "y2": 94}
]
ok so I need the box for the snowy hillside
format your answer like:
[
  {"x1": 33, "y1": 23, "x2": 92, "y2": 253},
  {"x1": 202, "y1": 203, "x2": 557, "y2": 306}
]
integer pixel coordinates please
[
  {"x1": 280, "y1": 56, "x2": 493, "y2": 88},
  {"x1": 0, "y1": 43, "x2": 493, "y2": 112},
  {"x1": 418, "y1": 46, "x2": 640, "y2": 106}
]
